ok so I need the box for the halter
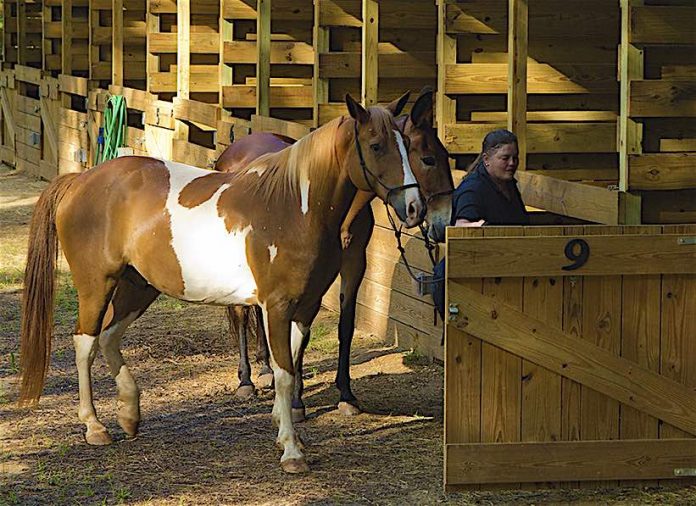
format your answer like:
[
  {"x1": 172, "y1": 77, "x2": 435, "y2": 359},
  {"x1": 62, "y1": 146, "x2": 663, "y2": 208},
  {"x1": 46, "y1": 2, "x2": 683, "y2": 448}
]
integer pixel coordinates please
[{"x1": 353, "y1": 122, "x2": 420, "y2": 207}]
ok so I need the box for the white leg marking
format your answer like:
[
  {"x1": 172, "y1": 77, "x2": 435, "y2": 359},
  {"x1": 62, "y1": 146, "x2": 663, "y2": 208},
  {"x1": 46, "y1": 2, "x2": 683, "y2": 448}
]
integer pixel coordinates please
[
  {"x1": 74, "y1": 333, "x2": 100, "y2": 423},
  {"x1": 290, "y1": 322, "x2": 307, "y2": 366}
]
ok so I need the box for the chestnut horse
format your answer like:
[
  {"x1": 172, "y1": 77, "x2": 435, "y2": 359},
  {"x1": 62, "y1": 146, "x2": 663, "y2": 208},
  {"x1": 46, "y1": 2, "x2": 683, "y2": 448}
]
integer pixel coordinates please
[
  {"x1": 19, "y1": 94, "x2": 424, "y2": 473},
  {"x1": 217, "y1": 87, "x2": 454, "y2": 420}
]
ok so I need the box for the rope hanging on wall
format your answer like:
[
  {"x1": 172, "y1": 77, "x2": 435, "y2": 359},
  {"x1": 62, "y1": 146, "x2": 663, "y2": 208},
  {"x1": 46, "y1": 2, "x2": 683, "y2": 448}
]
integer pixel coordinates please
[{"x1": 95, "y1": 95, "x2": 128, "y2": 165}]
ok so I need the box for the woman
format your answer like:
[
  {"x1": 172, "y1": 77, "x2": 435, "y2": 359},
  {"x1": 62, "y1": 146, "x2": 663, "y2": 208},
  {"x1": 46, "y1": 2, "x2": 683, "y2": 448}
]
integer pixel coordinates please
[{"x1": 432, "y1": 129, "x2": 528, "y2": 318}]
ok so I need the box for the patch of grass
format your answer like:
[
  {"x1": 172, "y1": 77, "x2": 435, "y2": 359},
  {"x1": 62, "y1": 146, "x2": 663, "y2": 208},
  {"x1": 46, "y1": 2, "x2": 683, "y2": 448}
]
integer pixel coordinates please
[
  {"x1": 0, "y1": 489, "x2": 21, "y2": 506},
  {"x1": 306, "y1": 320, "x2": 338, "y2": 354},
  {"x1": 0, "y1": 268, "x2": 24, "y2": 292},
  {"x1": 154, "y1": 295, "x2": 188, "y2": 311},
  {"x1": 403, "y1": 349, "x2": 431, "y2": 367}
]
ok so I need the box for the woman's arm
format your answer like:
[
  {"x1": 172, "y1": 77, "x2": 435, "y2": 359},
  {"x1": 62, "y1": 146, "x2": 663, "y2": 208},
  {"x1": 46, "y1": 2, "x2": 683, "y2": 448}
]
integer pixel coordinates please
[{"x1": 455, "y1": 218, "x2": 485, "y2": 227}]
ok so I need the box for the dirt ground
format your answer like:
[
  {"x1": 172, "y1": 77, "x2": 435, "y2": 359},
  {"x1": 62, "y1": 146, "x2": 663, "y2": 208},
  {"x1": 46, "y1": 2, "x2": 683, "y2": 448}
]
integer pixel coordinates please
[{"x1": 1, "y1": 166, "x2": 696, "y2": 505}]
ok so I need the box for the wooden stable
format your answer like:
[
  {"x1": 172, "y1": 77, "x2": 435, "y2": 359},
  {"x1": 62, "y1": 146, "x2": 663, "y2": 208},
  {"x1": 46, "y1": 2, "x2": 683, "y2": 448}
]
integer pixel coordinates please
[
  {"x1": 0, "y1": 1, "x2": 694, "y2": 360},
  {"x1": 445, "y1": 224, "x2": 696, "y2": 489}
]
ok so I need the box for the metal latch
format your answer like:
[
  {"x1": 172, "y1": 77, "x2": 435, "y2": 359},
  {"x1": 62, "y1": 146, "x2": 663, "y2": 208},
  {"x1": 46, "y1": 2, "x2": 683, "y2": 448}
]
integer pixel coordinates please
[
  {"x1": 677, "y1": 237, "x2": 696, "y2": 245},
  {"x1": 415, "y1": 273, "x2": 435, "y2": 296},
  {"x1": 674, "y1": 468, "x2": 696, "y2": 477},
  {"x1": 448, "y1": 303, "x2": 459, "y2": 321}
]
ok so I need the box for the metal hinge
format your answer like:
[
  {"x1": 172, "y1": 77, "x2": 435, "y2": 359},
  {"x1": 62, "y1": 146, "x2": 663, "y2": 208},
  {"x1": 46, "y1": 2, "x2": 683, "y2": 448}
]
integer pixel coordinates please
[
  {"x1": 674, "y1": 468, "x2": 696, "y2": 477},
  {"x1": 677, "y1": 237, "x2": 696, "y2": 245},
  {"x1": 448, "y1": 303, "x2": 459, "y2": 321}
]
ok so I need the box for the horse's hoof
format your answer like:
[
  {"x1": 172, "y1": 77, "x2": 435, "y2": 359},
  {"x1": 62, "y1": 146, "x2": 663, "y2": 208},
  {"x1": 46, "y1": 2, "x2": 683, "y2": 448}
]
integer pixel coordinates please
[
  {"x1": 117, "y1": 416, "x2": 139, "y2": 437},
  {"x1": 257, "y1": 373, "x2": 274, "y2": 390},
  {"x1": 281, "y1": 457, "x2": 310, "y2": 474},
  {"x1": 292, "y1": 407, "x2": 306, "y2": 423},
  {"x1": 85, "y1": 427, "x2": 113, "y2": 446},
  {"x1": 234, "y1": 384, "x2": 256, "y2": 399},
  {"x1": 337, "y1": 401, "x2": 361, "y2": 416}
]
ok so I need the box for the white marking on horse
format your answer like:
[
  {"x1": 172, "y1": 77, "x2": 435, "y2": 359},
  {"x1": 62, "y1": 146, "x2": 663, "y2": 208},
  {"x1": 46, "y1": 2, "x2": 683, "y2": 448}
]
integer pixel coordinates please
[
  {"x1": 248, "y1": 164, "x2": 266, "y2": 176},
  {"x1": 163, "y1": 160, "x2": 259, "y2": 305},
  {"x1": 268, "y1": 244, "x2": 278, "y2": 263},
  {"x1": 393, "y1": 130, "x2": 417, "y2": 186},
  {"x1": 300, "y1": 178, "x2": 310, "y2": 215}
]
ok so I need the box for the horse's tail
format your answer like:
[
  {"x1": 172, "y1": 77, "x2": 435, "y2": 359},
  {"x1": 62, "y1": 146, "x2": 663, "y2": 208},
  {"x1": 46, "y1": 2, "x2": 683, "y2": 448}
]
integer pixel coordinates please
[{"x1": 19, "y1": 173, "x2": 79, "y2": 406}]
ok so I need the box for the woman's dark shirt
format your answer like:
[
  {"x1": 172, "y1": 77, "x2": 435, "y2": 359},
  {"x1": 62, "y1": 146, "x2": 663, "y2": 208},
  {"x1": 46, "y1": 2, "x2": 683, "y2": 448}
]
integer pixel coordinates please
[{"x1": 451, "y1": 163, "x2": 529, "y2": 225}]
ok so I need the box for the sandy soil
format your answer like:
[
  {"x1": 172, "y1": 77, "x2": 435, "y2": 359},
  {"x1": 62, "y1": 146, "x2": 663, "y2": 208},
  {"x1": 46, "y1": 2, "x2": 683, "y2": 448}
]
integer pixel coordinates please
[{"x1": 1, "y1": 166, "x2": 695, "y2": 505}]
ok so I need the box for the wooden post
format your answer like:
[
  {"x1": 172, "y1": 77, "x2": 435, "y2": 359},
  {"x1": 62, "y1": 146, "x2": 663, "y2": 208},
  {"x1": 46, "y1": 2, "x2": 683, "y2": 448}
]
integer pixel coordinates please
[
  {"x1": 146, "y1": 0, "x2": 159, "y2": 94},
  {"x1": 256, "y1": 0, "x2": 271, "y2": 116},
  {"x1": 508, "y1": 0, "x2": 528, "y2": 171},
  {"x1": 175, "y1": 0, "x2": 190, "y2": 140},
  {"x1": 361, "y1": 0, "x2": 378, "y2": 106},
  {"x1": 619, "y1": 0, "x2": 644, "y2": 194},
  {"x1": 62, "y1": 0, "x2": 73, "y2": 76},
  {"x1": 313, "y1": 0, "x2": 329, "y2": 127},
  {"x1": 112, "y1": 0, "x2": 124, "y2": 86},
  {"x1": 220, "y1": 1, "x2": 233, "y2": 109},
  {"x1": 17, "y1": 0, "x2": 27, "y2": 66},
  {"x1": 436, "y1": 0, "x2": 456, "y2": 142}
]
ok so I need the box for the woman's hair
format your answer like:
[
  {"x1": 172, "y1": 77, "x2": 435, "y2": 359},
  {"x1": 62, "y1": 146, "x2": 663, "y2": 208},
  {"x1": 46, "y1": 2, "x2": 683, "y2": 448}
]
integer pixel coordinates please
[{"x1": 466, "y1": 129, "x2": 518, "y2": 172}]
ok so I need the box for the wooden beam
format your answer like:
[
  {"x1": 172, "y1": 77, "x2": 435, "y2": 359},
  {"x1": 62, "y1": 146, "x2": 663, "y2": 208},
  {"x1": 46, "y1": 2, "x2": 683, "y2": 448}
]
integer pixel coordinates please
[
  {"x1": 173, "y1": 97, "x2": 220, "y2": 129},
  {"x1": 0, "y1": 88, "x2": 17, "y2": 148},
  {"x1": 447, "y1": 283, "x2": 696, "y2": 437},
  {"x1": 39, "y1": 97, "x2": 59, "y2": 166},
  {"x1": 448, "y1": 234, "x2": 696, "y2": 278},
  {"x1": 629, "y1": 153, "x2": 696, "y2": 190},
  {"x1": 251, "y1": 115, "x2": 310, "y2": 141},
  {"x1": 508, "y1": 0, "x2": 528, "y2": 170},
  {"x1": 436, "y1": 0, "x2": 456, "y2": 135},
  {"x1": 146, "y1": 0, "x2": 160, "y2": 95},
  {"x1": 630, "y1": 6, "x2": 696, "y2": 45},
  {"x1": 313, "y1": 0, "x2": 329, "y2": 127},
  {"x1": 630, "y1": 80, "x2": 696, "y2": 118},
  {"x1": 219, "y1": 6, "x2": 233, "y2": 109},
  {"x1": 62, "y1": 0, "x2": 73, "y2": 75},
  {"x1": 446, "y1": 439, "x2": 696, "y2": 485},
  {"x1": 256, "y1": 0, "x2": 271, "y2": 116},
  {"x1": 619, "y1": 0, "x2": 644, "y2": 192},
  {"x1": 175, "y1": 0, "x2": 190, "y2": 140},
  {"x1": 361, "y1": 0, "x2": 378, "y2": 107},
  {"x1": 112, "y1": 0, "x2": 124, "y2": 86}
]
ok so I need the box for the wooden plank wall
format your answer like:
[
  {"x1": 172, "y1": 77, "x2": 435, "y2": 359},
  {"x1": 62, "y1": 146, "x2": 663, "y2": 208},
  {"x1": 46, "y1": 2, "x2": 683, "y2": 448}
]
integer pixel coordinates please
[
  {"x1": 620, "y1": 0, "x2": 696, "y2": 222},
  {"x1": 445, "y1": 224, "x2": 696, "y2": 489},
  {"x1": 439, "y1": 0, "x2": 620, "y2": 186}
]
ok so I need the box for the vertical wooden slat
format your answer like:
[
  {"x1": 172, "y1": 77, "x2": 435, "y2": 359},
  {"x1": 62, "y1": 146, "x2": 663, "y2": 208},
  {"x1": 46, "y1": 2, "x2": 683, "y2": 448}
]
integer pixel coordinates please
[
  {"x1": 521, "y1": 225, "x2": 563, "y2": 489},
  {"x1": 507, "y1": 0, "x2": 527, "y2": 171},
  {"x1": 660, "y1": 224, "x2": 696, "y2": 486},
  {"x1": 219, "y1": 1, "x2": 233, "y2": 109},
  {"x1": 445, "y1": 228, "x2": 483, "y2": 492},
  {"x1": 256, "y1": 0, "x2": 270, "y2": 116},
  {"x1": 361, "y1": 0, "x2": 378, "y2": 107},
  {"x1": 62, "y1": 0, "x2": 72, "y2": 76},
  {"x1": 580, "y1": 225, "x2": 622, "y2": 488},
  {"x1": 620, "y1": 224, "x2": 661, "y2": 486},
  {"x1": 481, "y1": 226, "x2": 522, "y2": 489},
  {"x1": 313, "y1": 0, "x2": 328, "y2": 127},
  {"x1": 17, "y1": 0, "x2": 27, "y2": 66},
  {"x1": 146, "y1": 0, "x2": 158, "y2": 94},
  {"x1": 112, "y1": 0, "x2": 124, "y2": 86},
  {"x1": 561, "y1": 225, "x2": 584, "y2": 488},
  {"x1": 619, "y1": 0, "x2": 644, "y2": 192},
  {"x1": 436, "y1": 0, "x2": 455, "y2": 134},
  {"x1": 175, "y1": 0, "x2": 190, "y2": 140}
]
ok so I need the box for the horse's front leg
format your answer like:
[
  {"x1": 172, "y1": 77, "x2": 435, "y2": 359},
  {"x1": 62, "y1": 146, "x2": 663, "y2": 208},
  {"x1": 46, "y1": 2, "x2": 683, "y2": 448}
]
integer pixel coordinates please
[
  {"x1": 290, "y1": 322, "x2": 311, "y2": 422},
  {"x1": 253, "y1": 305, "x2": 274, "y2": 389},
  {"x1": 260, "y1": 303, "x2": 309, "y2": 473},
  {"x1": 335, "y1": 236, "x2": 369, "y2": 416},
  {"x1": 229, "y1": 305, "x2": 255, "y2": 399}
]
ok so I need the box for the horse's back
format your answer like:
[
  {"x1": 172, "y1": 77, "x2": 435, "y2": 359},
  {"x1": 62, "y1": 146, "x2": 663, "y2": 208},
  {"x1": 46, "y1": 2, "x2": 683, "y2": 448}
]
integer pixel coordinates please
[{"x1": 216, "y1": 133, "x2": 292, "y2": 173}]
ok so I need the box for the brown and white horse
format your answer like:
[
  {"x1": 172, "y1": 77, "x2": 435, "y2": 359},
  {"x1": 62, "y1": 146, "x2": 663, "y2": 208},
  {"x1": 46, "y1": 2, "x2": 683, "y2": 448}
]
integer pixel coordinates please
[
  {"x1": 19, "y1": 94, "x2": 424, "y2": 473},
  {"x1": 217, "y1": 88, "x2": 454, "y2": 419}
]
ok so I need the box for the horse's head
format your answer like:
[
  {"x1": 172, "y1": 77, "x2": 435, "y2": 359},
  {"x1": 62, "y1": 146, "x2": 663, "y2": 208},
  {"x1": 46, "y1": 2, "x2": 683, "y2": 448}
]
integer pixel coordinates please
[
  {"x1": 344, "y1": 93, "x2": 425, "y2": 228},
  {"x1": 401, "y1": 87, "x2": 454, "y2": 244}
]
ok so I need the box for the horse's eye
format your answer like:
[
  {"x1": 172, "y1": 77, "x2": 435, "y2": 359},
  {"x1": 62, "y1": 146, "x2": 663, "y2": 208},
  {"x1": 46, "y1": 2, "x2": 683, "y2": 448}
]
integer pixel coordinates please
[
  {"x1": 370, "y1": 143, "x2": 381, "y2": 153},
  {"x1": 422, "y1": 156, "x2": 436, "y2": 167}
]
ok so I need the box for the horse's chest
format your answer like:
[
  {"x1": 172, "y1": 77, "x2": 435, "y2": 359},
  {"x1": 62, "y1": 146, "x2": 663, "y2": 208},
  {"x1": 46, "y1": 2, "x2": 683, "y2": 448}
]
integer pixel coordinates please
[{"x1": 166, "y1": 183, "x2": 258, "y2": 305}]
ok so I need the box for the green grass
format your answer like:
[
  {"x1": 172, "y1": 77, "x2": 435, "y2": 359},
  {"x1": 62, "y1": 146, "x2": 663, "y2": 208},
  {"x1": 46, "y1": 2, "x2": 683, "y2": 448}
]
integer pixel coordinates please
[
  {"x1": 306, "y1": 320, "x2": 338, "y2": 354},
  {"x1": 403, "y1": 349, "x2": 431, "y2": 367}
]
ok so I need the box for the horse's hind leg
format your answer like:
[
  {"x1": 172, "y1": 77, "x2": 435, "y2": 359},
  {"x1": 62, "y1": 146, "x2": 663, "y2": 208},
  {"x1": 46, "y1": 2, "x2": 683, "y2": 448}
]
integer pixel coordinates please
[
  {"x1": 253, "y1": 305, "x2": 274, "y2": 389},
  {"x1": 231, "y1": 305, "x2": 255, "y2": 399},
  {"x1": 291, "y1": 323, "x2": 311, "y2": 423},
  {"x1": 99, "y1": 267, "x2": 159, "y2": 438}
]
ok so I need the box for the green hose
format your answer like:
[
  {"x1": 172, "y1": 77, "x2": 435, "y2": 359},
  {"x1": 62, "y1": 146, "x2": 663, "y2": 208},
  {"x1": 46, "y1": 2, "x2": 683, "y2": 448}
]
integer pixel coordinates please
[{"x1": 96, "y1": 95, "x2": 128, "y2": 164}]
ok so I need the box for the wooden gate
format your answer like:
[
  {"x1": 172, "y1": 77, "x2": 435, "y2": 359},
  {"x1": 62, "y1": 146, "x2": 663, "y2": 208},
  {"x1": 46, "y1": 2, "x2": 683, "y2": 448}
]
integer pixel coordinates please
[{"x1": 445, "y1": 225, "x2": 696, "y2": 489}]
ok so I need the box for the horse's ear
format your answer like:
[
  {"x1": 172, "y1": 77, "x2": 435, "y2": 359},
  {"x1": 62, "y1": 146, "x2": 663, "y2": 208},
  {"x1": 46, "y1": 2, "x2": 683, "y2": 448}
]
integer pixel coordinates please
[
  {"x1": 345, "y1": 94, "x2": 370, "y2": 124},
  {"x1": 411, "y1": 86, "x2": 434, "y2": 129},
  {"x1": 386, "y1": 91, "x2": 411, "y2": 117}
]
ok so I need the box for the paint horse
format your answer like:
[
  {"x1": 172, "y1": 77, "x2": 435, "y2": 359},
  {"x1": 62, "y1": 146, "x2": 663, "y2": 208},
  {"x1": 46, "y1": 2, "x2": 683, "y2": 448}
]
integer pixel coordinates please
[
  {"x1": 217, "y1": 87, "x2": 454, "y2": 420},
  {"x1": 19, "y1": 94, "x2": 425, "y2": 474}
]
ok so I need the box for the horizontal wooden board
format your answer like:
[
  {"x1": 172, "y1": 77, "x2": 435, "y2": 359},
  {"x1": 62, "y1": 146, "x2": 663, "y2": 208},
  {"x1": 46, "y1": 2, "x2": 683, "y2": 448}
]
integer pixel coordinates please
[
  {"x1": 443, "y1": 123, "x2": 616, "y2": 154},
  {"x1": 320, "y1": 0, "x2": 435, "y2": 29},
  {"x1": 250, "y1": 115, "x2": 310, "y2": 140},
  {"x1": 58, "y1": 74, "x2": 88, "y2": 97},
  {"x1": 448, "y1": 234, "x2": 696, "y2": 278},
  {"x1": 629, "y1": 153, "x2": 696, "y2": 190},
  {"x1": 223, "y1": 41, "x2": 313, "y2": 65},
  {"x1": 172, "y1": 139, "x2": 217, "y2": 169},
  {"x1": 445, "y1": 63, "x2": 616, "y2": 95},
  {"x1": 446, "y1": 439, "x2": 696, "y2": 485},
  {"x1": 222, "y1": 85, "x2": 313, "y2": 108},
  {"x1": 149, "y1": 69, "x2": 219, "y2": 93},
  {"x1": 148, "y1": 32, "x2": 220, "y2": 54},
  {"x1": 319, "y1": 52, "x2": 435, "y2": 79},
  {"x1": 631, "y1": 6, "x2": 696, "y2": 45},
  {"x1": 470, "y1": 111, "x2": 617, "y2": 122},
  {"x1": 173, "y1": 98, "x2": 220, "y2": 128},
  {"x1": 447, "y1": 283, "x2": 696, "y2": 437},
  {"x1": 630, "y1": 80, "x2": 696, "y2": 118}
]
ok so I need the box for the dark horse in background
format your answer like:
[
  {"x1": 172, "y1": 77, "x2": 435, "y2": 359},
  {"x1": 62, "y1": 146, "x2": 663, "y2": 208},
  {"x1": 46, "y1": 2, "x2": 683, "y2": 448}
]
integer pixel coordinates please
[
  {"x1": 216, "y1": 87, "x2": 454, "y2": 420},
  {"x1": 19, "y1": 94, "x2": 425, "y2": 473}
]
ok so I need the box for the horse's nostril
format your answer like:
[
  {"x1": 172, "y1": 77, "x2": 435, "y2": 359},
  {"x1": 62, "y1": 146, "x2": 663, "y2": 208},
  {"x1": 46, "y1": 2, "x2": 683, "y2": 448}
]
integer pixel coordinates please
[{"x1": 408, "y1": 201, "x2": 417, "y2": 218}]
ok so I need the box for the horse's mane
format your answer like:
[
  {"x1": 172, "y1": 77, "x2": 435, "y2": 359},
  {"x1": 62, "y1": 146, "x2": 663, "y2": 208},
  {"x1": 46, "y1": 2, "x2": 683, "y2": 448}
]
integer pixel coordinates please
[{"x1": 232, "y1": 107, "x2": 396, "y2": 206}]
